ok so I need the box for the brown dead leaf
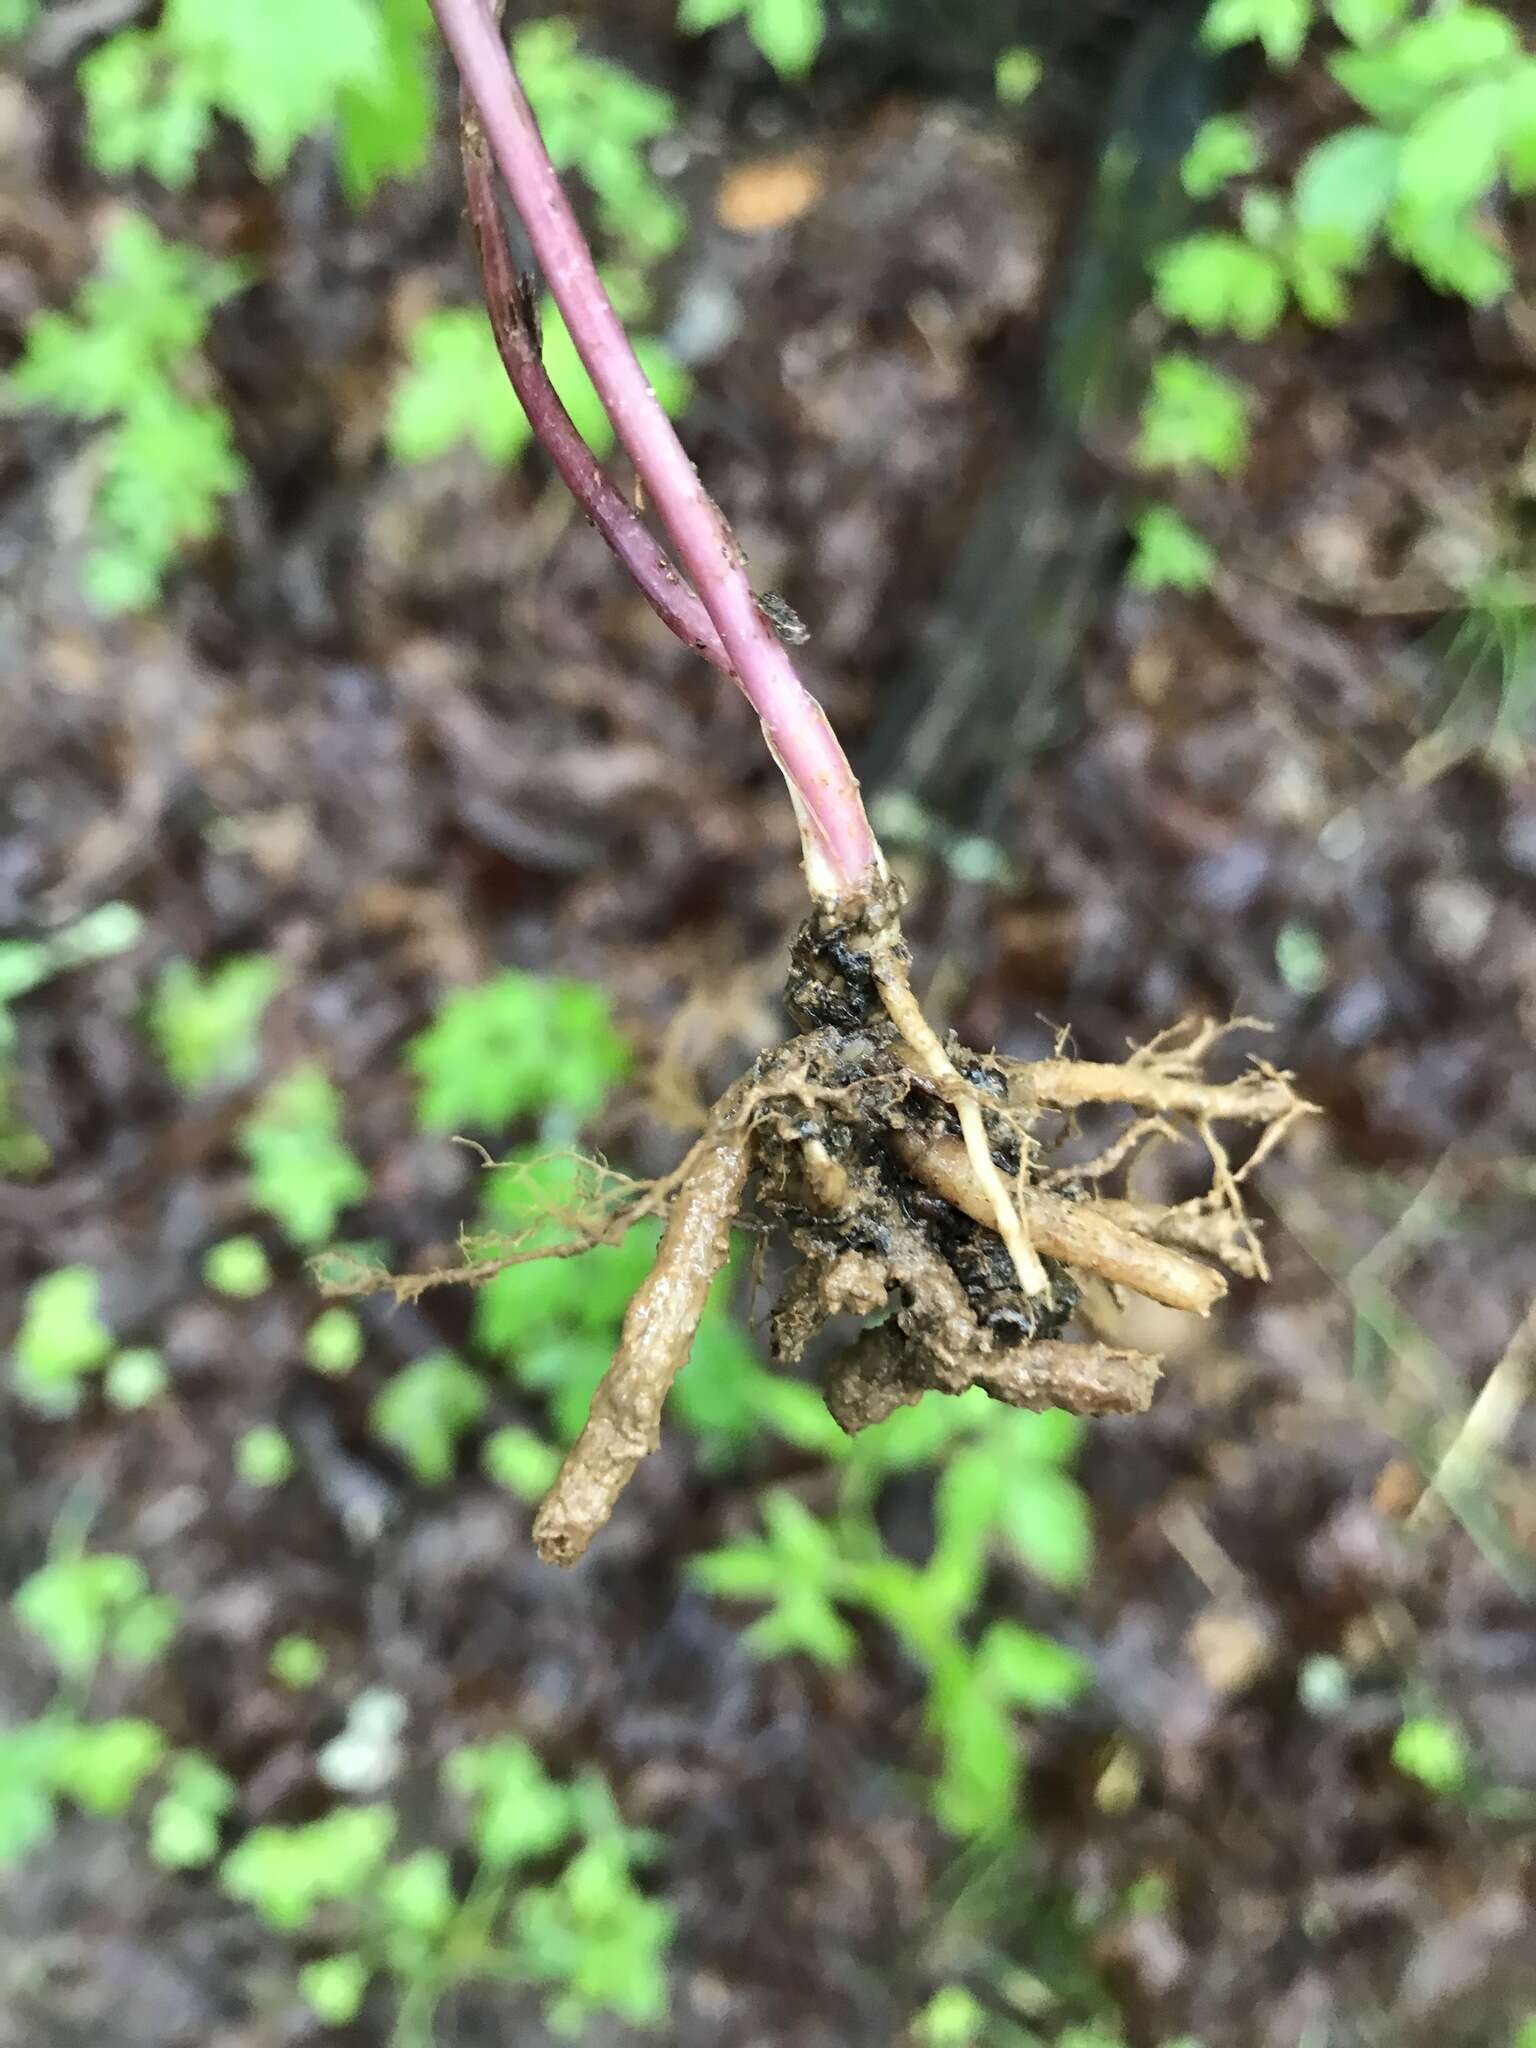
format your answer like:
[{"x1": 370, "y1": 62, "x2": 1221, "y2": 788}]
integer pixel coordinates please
[{"x1": 716, "y1": 153, "x2": 825, "y2": 234}]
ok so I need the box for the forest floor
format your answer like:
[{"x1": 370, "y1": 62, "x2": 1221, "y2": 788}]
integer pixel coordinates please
[{"x1": 2, "y1": 7, "x2": 1535, "y2": 2047}]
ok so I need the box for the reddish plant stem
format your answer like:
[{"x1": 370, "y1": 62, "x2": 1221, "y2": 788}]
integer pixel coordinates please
[
  {"x1": 460, "y1": 114, "x2": 733, "y2": 676},
  {"x1": 429, "y1": 0, "x2": 882, "y2": 901}
]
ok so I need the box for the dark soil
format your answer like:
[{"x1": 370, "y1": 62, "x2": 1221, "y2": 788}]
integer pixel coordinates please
[{"x1": 3, "y1": 8, "x2": 1535, "y2": 2047}]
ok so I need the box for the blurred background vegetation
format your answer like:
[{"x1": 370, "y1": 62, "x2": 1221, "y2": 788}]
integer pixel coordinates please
[{"x1": 2, "y1": 1, "x2": 1535, "y2": 2043}]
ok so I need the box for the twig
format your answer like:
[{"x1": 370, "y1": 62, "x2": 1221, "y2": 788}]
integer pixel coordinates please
[
  {"x1": 429, "y1": 0, "x2": 881, "y2": 903},
  {"x1": 459, "y1": 110, "x2": 733, "y2": 675}
]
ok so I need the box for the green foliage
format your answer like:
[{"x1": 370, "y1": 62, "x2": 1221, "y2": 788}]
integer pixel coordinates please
[
  {"x1": 47, "y1": 1718, "x2": 167, "y2": 1815},
  {"x1": 11, "y1": 1266, "x2": 114, "y2": 1414},
  {"x1": 994, "y1": 46, "x2": 1043, "y2": 107},
  {"x1": 1181, "y1": 115, "x2": 1262, "y2": 198},
  {"x1": 150, "y1": 1752, "x2": 236, "y2": 1868},
  {"x1": 1275, "y1": 920, "x2": 1329, "y2": 996},
  {"x1": 914, "y1": 1985, "x2": 987, "y2": 2047},
  {"x1": 14, "y1": 1552, "x2": 179, "y2": 1684},
  {"x1": 388, "y1": 299, "x2": 691, "y2": 469},
  {"x1": 692, "y1": 1397, "x2": 1095, "y2": 1837},
  {"x1": 520, "y1": 19, "x2": 685, "y2": 258},
  {"x1": 221, "y1": 1804, "x2": 399, "y2": 1931},
  {"x1": 227, "y1": 1744, "x2": 671, "y2": 2038},
  {"x1": 0, "y1": 1712, "x2": 170, "y2": 1862},
  {"x1": 677, "y1": 0, "x2": 826, "y2": 80},
  {"x1": 1152, "y1": 233, "x2": 1287, "y2": 339},
  {"x1": 408, "y1": 970, "x2": 628, "y2": 1135},
  {"x1": 1393, "y1": 1712, "x2": 1469, "y2": 1794},
  {"x1": 149, "y1": 952, "x2": 283, "y2": 1092},
  {"x1": 482, "y1": 1425, "x2": 563, "y2": 1501},
  {"x1": 0, "y1": 0, "x2": 39, "y2": 37},
  {"x1": 1134, "y1": 354, "x2": 1250, "y2": 476},
  {"x1": 271, "y1": 1634, "x2": 330, "y2": 1689},
  {"x1": 236, "y1": 1424, "x2": 295, "y2": 1487},
  {"x1": 203, "y1": 1234, "x2": 272, "y2": 1298},
  {"x1": 1201, "y1": 0, "x2": 1314, "y2": 68},
  {"x1": 1128, "y1": 506, "x2": 1216, "y2": 594},
  {"x1": 239, "y1": 1062, "x2": 369, "y2": 1246},
  {"x1": 305, "y1": 1307, "x2": 364, "y2": 1376},
  {"x1": 0, "y1": 902, "x2": 143, "y2": 1054},
  {"x1": 105, "y1": 1347, "x2": 169, "y2": 1410},
  {"x1": 369, "y1": 1352, "x2": 487, "y2": 1485},
  {"x1": 81, "y1": 0, "x2": 434, "y2": 199},
  {"x1": 4, "y1": 217, "x2": 245, "y2": 611}
]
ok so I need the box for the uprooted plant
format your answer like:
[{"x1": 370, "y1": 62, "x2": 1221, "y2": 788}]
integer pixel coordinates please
[{"x1": 348, "y1": 0, "x2": 1315, "y2": 1565}]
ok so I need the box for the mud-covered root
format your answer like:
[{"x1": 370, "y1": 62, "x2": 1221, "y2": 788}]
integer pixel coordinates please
[
  {"x1": 824, "y1": 1326, "x2": 1160, "y2": 1433},
  {"x1": 532, "y1": 1106, "x2": 751, "y2": 1565}
]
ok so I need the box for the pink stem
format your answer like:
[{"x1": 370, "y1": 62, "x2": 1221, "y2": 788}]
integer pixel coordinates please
[
  {"x1": 429, "y1": 0, "x2": 882, "y2": 901},
  {"x1": 461, "y1": 114, "x2": 733, "y2": 676}
]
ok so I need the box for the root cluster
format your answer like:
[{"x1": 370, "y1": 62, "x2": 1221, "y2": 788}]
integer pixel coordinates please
[{"x1": 332, "y1": 886, "x2": 1311, "y2": 1564}]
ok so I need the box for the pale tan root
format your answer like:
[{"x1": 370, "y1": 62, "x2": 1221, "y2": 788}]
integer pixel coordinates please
[
  {"x1": 890, "y1": 1129, "x2": 1227, "y2": 1315},
  {"x1": 869, "y1": 952, "x2": 1049, "y2": 1296},
  {"x1": 532, "y1": 1109, "x2": 752, "y2": 1565}
]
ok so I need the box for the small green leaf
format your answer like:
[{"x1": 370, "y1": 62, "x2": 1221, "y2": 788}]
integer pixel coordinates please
[
  {"x1": 105, "y1": 1347, "x2": 168, "y2": 1410},
  {"x1": 1135, "y1": 353, "x2": 1251, "y2": 477},
  {"x1": 52, "y1": 1718, "x2": 166, "y2": 1816},
  {"x1": 148, "y1": 954, "x2": 283, "y2": 1093},
  {"x1": 221, "y1": 1806, "x2": 397, "y2": 1931},
  {"x1": 240, "y1": 1064, "x2": 368, "y2": 1248},
  {"x1": 270, "y1": 1634, "x2": 329, "y2": 1689},
  {"x1": 482, "y1": 1425, "x2": 562, "y2": 1501},
  {"x1": 1153, "y1": 234, "x2": 1288, "y2": 339},
  {"x1": 378, "y1": 1848, "x2": 456, "y2": 1935},
  {"x1": 150, "y1": 1752, "x2": 235, "y2": 1868},
  {"x1": 12, "y1": 1266, "x2": 113, "y2": 1414},
  {"x1": 976, "y1": 1621, "x2": 1091, "y2": 1709},
  {"x1": 236, "y1": 1425, "x2": 294, "y2": 1488},
  {"x1": 1398, "y1": 78, "x2": 1507, "y2": 214},
  {"x1": 370, "y1": 1353, "x2": 487, "y2": 1486},
  {"x1": 204, "y1": 1235, "x2": 272, "y2": 1299},
  {"x1": 748, "y1": 0, "x2": 824, "y2": 78},
  {"x1": 304, "y1": 1307, "x2": 364, "y2": 1377},
  {"x1": 1128, "y1": 506, "x2": 1215, "y2": 594},
  {"x1": 1330, "y1": 0, "x2": 1409, "y2": 45},
  {"x1": 995, "y1": 45, "x2": 1043, "y2": 106},
  {"x1": 1275, "y1": 921, "x2": 1329, "y2": 995},
  {"x1": 1392, "y1": 1714, "x2": 1468, "y2": 1794},
  {"x1": 997, "y1": 1467, "x2": 1093, "y2": 1588},
  {"x1": 409, "y1": 970, "x2": 628, "y2": 1134},
  {"x1": 1293, "y1": 126, "x2": 1400, "y2": 263},
  {"x1": 300, "y1": 1952, "x2": 371, "y2": 2026},
  {"x1": 1181, "y1": 114, "x2": 1261, "y2": 198},
  {"x1": 445, "y1": 1739, "x2": 573, "y2": 1870},
  {"x1": 1201, "y1": 0, "x2": 1313, "y2": 68}
]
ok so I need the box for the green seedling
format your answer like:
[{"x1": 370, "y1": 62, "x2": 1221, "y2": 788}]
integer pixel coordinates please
[
  {"x1": 0, "y1": 903, "x2": 143, "y2": 1054},
  {"x1": 240, "y1": 1062, "x2": 369, "y2": 1246},
  {"x1": 204, "y1": 1235, "x2": 272, "y2": 1298},
  {"x1": 408, "y1": 970, "x2": 628, "y2": 1135},
  {"x1": 4, "y1": 217, "x2": 245, "y2": 610},
  {"x1": 370, "y1": 1354, "x2": 487, "y2": 1486},
  {"x1": 81, "y1": 0, "x2": 434, "y2": 199},
  {"x1": 677, "y1": 0, "x2": 825, "y2": 80},
  {"x1": 149, "y1": 953, "x2": 283, "y2": 1092},
  {"x1": 105, "y1": 1347, "x2": 169, "y2": 1409},
  {"x1": 305, "y1": 1307, "x2": 364, "y2": 1376},
  {"x1": 13, "y1": 1551, "x2": 179, "y2": 1686},
  {"x1": 1127, "y1": 506, "x2": 1216, "y2": 595},
  {"x1": 149, "y1": 1751, "x2": 236, "y2": 1868},
  {"x1": 11, "y1": 1265, "x2": 114, "y2": 1414},
  {"x1": 236, "y1": 1424, "x2": 295, "y2": 1487},
  {"x1": 270, "y1": 1634, "x2": 330, "y2": 1689}
]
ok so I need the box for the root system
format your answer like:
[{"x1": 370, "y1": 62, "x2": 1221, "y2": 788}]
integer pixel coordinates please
[{"x1": 340, "y1": 884, "x2": 1314, "y2": 1564}]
